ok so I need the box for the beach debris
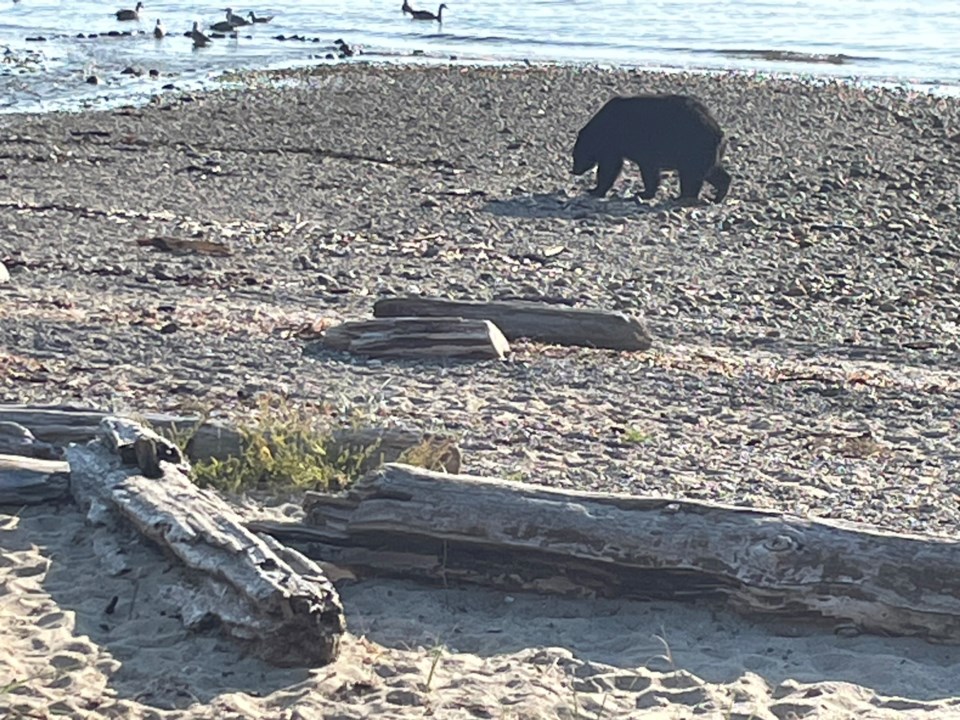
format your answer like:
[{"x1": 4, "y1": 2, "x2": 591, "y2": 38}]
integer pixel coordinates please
[
  {"x1": 252, "y1": 462, "x2": 960, "y2": 645},
  {"x1": 309, "y1": 316, "x2": 511, "y2": 361},
  {"x1": 0, "y1": 454, "x2": 69, "y2": 503},
  {"x1": 114, "y1": 1, "x2": 143, "y2": 21},
  {"x1": 373, "y1": 296, "x2": 653, "y2": 351},
  {"x1": 66, "y1": 416, "x2": 345, "y2": 667},
  {"x1": 136, "y1": 235, "x2": 233, "y2": 256}
]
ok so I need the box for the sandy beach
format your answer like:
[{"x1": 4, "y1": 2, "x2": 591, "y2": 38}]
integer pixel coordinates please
[{"x1": 3, "y1": 63, "x2": 960, "y2": 718}]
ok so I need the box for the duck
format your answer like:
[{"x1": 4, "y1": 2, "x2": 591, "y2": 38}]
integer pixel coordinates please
[
  {"x1": 247, "y1": 11, "x2": 274, "y2": 23},
  {"x1": 153, "y1": 19, "x2": 165, "y2": 39},
  {"x1": 115, "y1": 1, "x2": 143, "y2": 21},
  {"x1": 190, "y1": 21, "x2": 212, "y2": 47},
  {"x1": 225, "y1": 8, "x2": 251, "y2": 26},
  {"x1": 409, "y1": 3, "x2": 446, "y2": 22}
]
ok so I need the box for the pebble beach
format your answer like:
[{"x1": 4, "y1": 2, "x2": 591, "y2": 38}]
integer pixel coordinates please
[{"x1": 3, "y1": 63, "x2": 960, "y2": 718}]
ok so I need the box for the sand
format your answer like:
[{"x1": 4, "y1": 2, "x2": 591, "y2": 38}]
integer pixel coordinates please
[{"x1": 3, "y1": 62, "x2": 960, "y2": 718}]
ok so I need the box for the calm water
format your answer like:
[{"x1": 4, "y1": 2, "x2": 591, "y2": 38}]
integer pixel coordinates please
[{"x1": 3, "y1": 0, "x2": 960, "y2": 113}]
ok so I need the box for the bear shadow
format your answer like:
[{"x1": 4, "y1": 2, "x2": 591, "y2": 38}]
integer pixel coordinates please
[{"x1": 483, "y1": 190, "x2": 689, "y2": 220}]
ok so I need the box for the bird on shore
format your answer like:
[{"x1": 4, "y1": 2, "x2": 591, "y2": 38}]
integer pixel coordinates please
[
  {"x1": 225, "y1": 8, "x2": 251, "y2": 26},
  {"x1": 409, "y1": 3, "x2": 446, "y2": 22},
  {"x1": 153, "y1": 19, "x2": 166, "y2": 39},
  {"x1": 115, "y1": 1, "x2": 143, "y2": 21},
  {"x1": 190, "y1": 21, "x2": 212, "y2": 47},
  {"x1": 247, "y1": 11, "x2": 274, "y2": 23}
]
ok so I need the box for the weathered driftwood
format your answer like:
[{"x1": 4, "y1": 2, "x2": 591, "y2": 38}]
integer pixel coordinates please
[
  {"x1": 0, "y1": 420, "x2": 63, "y2": 460},
  {"x1": 0, "y1": 454, "x2": 70, "y2": 504},
  {"x1": 66, "y1": 417, "x2": 345, "y2": 667},
  {"x1": 0, "y1": 405, "x2": 462, "y2": 472},
  {"x1": 310, "y1": 316, "x2": 510, "y2": 360},
  {"x1": 251, "y1": 463, "x2": 960, "y2": 644},
  {"x1": 373, "y1": 296, "x2": 653, "y2": 351}
]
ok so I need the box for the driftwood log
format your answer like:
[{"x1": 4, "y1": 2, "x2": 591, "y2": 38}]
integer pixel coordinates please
[
  {"x1": 310, "y1": 316, "x2": 510, "y2": 360},
  {"x1": 0, "y1": 454, "x2": 70, "y2": 504},
  {"x1": 251, "y1": 463, "x2": 960, "y2": 644},
  {"x1": 373, "y1": 296, "x2": 653, "y2": 351},
  {"x1": 0, "y1": 420, "x2": 62, "y2": 459},
  {"x1": 0, "y1": 405, "x2": 462, "y2": 473},
  {"x1": 66, "y1": 417, "x2": 345, "y2": 667}
]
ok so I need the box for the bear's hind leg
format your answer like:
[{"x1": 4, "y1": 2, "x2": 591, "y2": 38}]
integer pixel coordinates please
[
  {"x1": 705, "y1": 165, "x2": 731, "y2": 203},
  {"x1": 638, "y1": 165, "x2": 661, "y2": 200},
  {"x1": 590, "y1": 157, "x2": 624, "y2": 197},
  {"x1": 678, "y1": 170, "x2": 706, "y2": 202}
]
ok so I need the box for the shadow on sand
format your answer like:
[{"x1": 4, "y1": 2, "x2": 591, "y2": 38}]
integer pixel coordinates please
[{"x1": 483, "y1": 190, "x2": 683, "y2": 220}]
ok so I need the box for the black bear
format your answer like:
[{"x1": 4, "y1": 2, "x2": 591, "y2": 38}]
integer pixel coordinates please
[{"x1": 571, "y1": 94, "x2": 731, "y2": 203}]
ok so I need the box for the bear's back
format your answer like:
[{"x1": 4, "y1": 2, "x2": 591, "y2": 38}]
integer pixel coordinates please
[{"x1": 595, "y1": 94, "x2": 724, "y2": 143}]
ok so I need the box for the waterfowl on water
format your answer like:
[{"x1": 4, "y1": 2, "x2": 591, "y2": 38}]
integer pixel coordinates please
[
  {"x1": 153, "y1": 19, "x2": 165, "y2": 38},
  {"x1": 209, "y1": 18, "x2": 238, "y2": 32},
  {"x1": 409, "y1": 3, "x2": 446, "y2": 22},
  {"x1": 247, "y1": 11, "x2": 274, "y2": 23},
  {"x1": 190, "y1": 21, "x2": 212, "y2": 47},
  {"x1": 225, "y1": 8, "x2": 251, "y2": 26},
  {"x1": 402, "y1": 0, "x2": 413, "y2": 15},
  {"x1": 115, "y1": 1, "x2": 143, "y2": 21}
]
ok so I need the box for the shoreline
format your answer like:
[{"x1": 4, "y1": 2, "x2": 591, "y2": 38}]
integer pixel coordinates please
[{"x1": 3, "y1": 61, "x2": 960, "y2": 719}]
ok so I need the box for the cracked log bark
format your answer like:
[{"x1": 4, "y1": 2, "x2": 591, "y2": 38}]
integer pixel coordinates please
[
  {"x1": 66, "y1": 417, "x2": 345, "y2": 667},
  {"x1": 373, "y1": 296, "x2": 653, "y2": 351},
  {"x1": 0, "y1": 404, "x2": 461, "y2": 472},
  {"x1": 251, "y1": 463, "x2": 960, "y2": 644}
]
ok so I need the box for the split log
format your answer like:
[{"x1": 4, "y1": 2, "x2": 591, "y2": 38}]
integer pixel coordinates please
[
  {"x1": 0, "y1": 420, "x2": 62, "y2": 460},
  {"x1": 0, "y1": 454, "x2": 70, "y2": 504},
  {"x1": 373, "y1": 296, "x2": 652, "y2": 351},
  {"x1": 66, "y1": 416, "x2": 345, "y2": 667},
  {"x1": 309, "y1": 317, "x2": 510, "y2": 360},
  {"x1": 0, "y1": 405, "x2": 462, "y2": 472},
  {"x1": 251, "y1": 463, "x2": 960, "y2": 644}
]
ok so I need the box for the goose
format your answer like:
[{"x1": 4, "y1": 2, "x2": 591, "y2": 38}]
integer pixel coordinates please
[
  {"x1": 225, "y1": 8, "x2": 251, "y2": 26},
  {"x1": 409, "y1": 3, "x2": 446, "y2": 22},
  {"x1": 247, "y1": 11, "x2": 274, "y2": 23},
  {"x1": 190, "y1": 21, "x2": 212, "y2": 47},
  {"x1": 402, "y1": 0, "x2": 413, "y2": 15},
  {"x1": 153, "y1": 19, "x2": 165, "y2": 39},
  {"x1": 115, "y1": 1, "x2": 143, "y2": 21},
  {"x1": 209, "y1": 18, "x2": 239, "y2": 32}
]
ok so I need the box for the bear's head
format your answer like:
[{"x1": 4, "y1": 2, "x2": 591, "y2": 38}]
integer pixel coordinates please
[{"x1": 571, "y1": 131, "x2": 597, "y2": 175}]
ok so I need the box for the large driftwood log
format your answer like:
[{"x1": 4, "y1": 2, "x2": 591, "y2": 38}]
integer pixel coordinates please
[
  {"x1": 0, "y1": 454, "x2": 70, "y2": 504},
  {"x1": 66, "y1": 417, "x2": 345, "y2": 667},
  {"x1": 251, "y1": 463, "x2": 960, "y2": 644},
  {"x1": 0, "y1": 405, "x2": 462, "y2": 472},
  {"x1": 310, "y1": 317, "x2": 510, "y2": 360},
  {"x1": 0, "y1": 420, "x2": 63, "y2": 460},
  {"x1": 373, "y1": 296, "x2": 653, "y2": 351}
]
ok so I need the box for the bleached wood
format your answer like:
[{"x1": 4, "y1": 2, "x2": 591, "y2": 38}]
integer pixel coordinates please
[
  {"x1": 66, "y1": 417, "x2": 345, "y2": 667},
  {"x1": 252, "y1": 463, "x2": 960, "y2": 644},
  {"x1": 311, "y1": 316, "x2": 510, "y2": 360},
  {"x1": 0, "y1": 454, "x2": 70, "y2": 504},
  {"x1": 374, "y1": 296, "x2": 652, "y2": 351}
]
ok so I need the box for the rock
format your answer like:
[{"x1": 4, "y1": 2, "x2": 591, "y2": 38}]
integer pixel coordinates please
[
  {"x1": 0, "y1": 261, "x2": 9, "y2": 284},
  {"x1": 86, "y1": 75, "x2": 100, "y2": 85}
]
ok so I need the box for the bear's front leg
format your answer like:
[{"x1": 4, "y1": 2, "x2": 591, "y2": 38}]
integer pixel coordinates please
[
  {"x1": 638, "y1": 165, "x2": 662, "y2": 200},
  {"x1": 590, "y1": 157, "x2": 624, "y2": 197}
]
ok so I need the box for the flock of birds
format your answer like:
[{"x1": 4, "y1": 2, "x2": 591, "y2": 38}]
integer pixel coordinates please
[
  {"x1": 112, "y1": 2, "x2": 275, "y2": 48},
  {"x1": 111, "y1": 1, "x2": 449, "y2": 51}
]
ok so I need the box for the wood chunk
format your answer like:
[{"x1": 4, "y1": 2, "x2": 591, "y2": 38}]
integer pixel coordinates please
[
  {"x1": 0, "y1": 405, "x2": 462, "y2": 471},
  {"x1": 67, "y1": 416, "x2": 345, "y2": 667},
  {"x1": 0, "y1": 420, "x2": 62, "y2": 460},
  {"x1": 373, "y1": 296, "x2": 652, "y2": 351},
  {"x1": 309, "y1": 316, "x2": 510, "y2": 360},
  {"x1": 253, "y1": 463, "x2": 960, "y2": 644},
  {"x1": 0, "y1": 454, "x2": 70, "y2": 504}
]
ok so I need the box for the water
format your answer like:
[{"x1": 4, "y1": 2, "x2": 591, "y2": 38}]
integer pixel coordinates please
[{"x1": 3, "y1": 0, "x2": 960, "y2": 114}]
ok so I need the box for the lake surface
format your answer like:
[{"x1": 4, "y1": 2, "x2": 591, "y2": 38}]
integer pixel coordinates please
[{"x1": 3, "y1": 0, "x2": 960, "y2": 113}]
